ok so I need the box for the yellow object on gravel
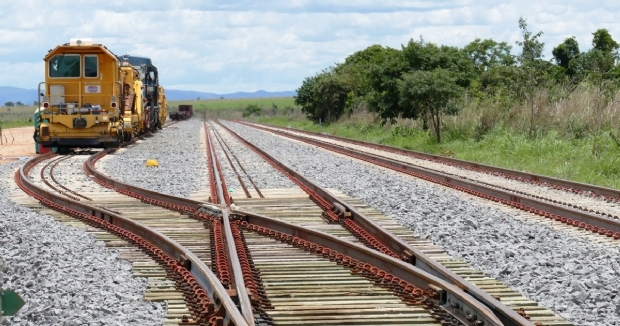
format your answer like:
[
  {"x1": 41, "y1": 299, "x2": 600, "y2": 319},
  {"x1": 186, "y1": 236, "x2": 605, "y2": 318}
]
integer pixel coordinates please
[{"x1": 145, "y1": 159, "x2": 159, "y2": 167}]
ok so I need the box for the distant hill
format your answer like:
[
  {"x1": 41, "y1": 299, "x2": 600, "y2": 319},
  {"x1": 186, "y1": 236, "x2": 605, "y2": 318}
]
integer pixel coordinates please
[
  {"x1": 0, "y1": 86, "x2": 296, "y2": 105},
  {"x1": 0, "y1": 87, "x2": 38, "y2": 106}
]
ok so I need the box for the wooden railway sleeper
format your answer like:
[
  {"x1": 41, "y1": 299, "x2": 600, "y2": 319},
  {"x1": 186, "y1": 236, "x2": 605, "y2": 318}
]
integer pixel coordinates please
[
  {"x1": 247, "y1": 122, "x2": 620, "y2": 242},
  {"x1": 16, "y1": 173, "x2": 222, "y2": 325},
  {"x1": 237, "y1": 220, "x2": 488, "y2": 326}
]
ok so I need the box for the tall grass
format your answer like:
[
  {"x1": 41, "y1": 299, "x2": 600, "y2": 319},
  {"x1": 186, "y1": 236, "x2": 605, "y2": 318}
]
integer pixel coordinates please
[{"x1": 0, "y1": 106, "x2": 35, "y2": 128}]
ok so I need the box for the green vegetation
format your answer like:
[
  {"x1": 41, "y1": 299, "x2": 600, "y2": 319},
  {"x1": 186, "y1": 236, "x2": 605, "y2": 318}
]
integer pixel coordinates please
[
  {"x1": 0, "y1": 105, "x2": 35, "y2": 128},
  {"x1": 251, "y1": 17, "x2": 620, "y2": 189},
  {"x1": 256, "y1": 113, "x2": 620, "y2": 189},
  {"x1": 169, "y1": 97, "x2": 298, "y2": 112},
  {"x1": 169, "y1": 97, "x2": 300, "y2": 121}
]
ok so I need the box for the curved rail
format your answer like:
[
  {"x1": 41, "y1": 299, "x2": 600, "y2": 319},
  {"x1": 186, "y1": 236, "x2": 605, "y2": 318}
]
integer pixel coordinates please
[
  {"x1": 19, "y1": 153, "x2": 248, "y2": 326},
  {"x1": 217, "y1": 121, "x2": 532, "y2": 326},
  {"x1": 82, "y1": 122, "x2": 527, "y2": 325},
  {"x1": 232, "y1": 209, "x2": 504, "y2": 326},
  {"x1": 86, "y1": 142, "x2": 254, "y2": 324},
  {"x1": 86, "y1": 134, "x2": 504, "y2": 324}
]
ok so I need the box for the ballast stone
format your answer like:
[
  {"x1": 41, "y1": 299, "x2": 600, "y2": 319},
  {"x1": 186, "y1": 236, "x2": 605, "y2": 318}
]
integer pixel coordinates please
[
  {"x1": 222, "y1": 120, "x2": 620, "y2": 325},
  {"x1": 0, "y1": 160, "x2": 165, "y2": 325}
]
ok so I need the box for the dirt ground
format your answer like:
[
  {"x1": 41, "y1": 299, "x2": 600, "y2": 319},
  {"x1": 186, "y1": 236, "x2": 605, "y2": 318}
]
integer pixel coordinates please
[{"x1": 0, "y1": 126, "x2": 36, "y2": 164}]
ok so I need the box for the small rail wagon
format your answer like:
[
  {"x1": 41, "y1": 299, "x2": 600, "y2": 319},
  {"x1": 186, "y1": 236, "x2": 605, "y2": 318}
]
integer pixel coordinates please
[{"x1": 169, "y1": 104, "x2": 193, "y2": 121}]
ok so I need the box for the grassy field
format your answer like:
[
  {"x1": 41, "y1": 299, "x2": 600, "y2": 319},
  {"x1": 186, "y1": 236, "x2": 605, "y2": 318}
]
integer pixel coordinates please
[
  {"x1": 169, "y1": 97, "x2": 298, "y2": 111},
  {"x1": 0, "y1": 106, "x2": 35, "y2": 128},
  {"x1": 254, "y1": 114, "x2": 620, "y2": 190}
]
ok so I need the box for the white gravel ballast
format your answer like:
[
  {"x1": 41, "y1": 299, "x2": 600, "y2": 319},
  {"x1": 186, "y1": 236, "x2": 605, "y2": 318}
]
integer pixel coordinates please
[
  {"x1": 0, "y1": 159, "x2": 165, "y2": 326},
  {"x1": 98, "y1": 119, "x2": 210, "y2": 197},
  {"x1": 222, "y1": 120, "x2": 620, "y2": 326}
]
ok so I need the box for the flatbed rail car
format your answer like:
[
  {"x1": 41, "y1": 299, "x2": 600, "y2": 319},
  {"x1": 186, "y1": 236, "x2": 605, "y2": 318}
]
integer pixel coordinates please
[{"x1": 169, "y1": 104, "x2": 193, "y2": 120}]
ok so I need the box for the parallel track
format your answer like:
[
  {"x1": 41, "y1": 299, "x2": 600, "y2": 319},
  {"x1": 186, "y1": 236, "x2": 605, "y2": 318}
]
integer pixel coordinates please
[
  {"x1": 238, "y1": 121, "x2": 620, "y2": 239},
  {"x1": 209, "y1": 121, "x2": 573, "y2": 326},
  {"x1": 12, "y1": 118, "x2": 576, "y2": 326}
]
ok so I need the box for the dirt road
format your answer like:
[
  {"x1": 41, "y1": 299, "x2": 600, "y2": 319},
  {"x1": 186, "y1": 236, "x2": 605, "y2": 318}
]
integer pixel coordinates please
[{"x1": 0, "y1": 126, "x2": 36, "y2": 164}]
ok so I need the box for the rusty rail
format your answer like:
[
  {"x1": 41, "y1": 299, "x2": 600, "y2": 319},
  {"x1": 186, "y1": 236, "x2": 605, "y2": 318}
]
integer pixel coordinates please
[
  {"x1": 247, "y1": 121, "x2": 620, "y2": 200},
  {"x1": 217, "y1": 121, "x2": 532, "y2": 326},
  {"x1": 21, "y1": 153, "x2": 248, "y2": 326},
  {"x1": 204, "y1": 122, "x2": 255, "y2": 325},
  {"x1": 231, "y1": 209, "x2": 504, "y2": 326},
  {"x1": 239, "y1": 121, "x2": 620, "y2": 238}
]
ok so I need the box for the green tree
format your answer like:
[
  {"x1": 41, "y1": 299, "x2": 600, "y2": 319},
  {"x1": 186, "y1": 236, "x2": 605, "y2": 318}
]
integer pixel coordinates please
[
  {"x1": 515, "y1": 17, "x2": 546, "y2": 138},
  {"x1": 295, "y1": 70, "x2": 351, "y2": 123},
  {"x1": 335, "y1": 45, "x2": 397, "y2": 113},
  {"x1": 398, "y1": 69, "x2": 463, "y2": 143},
  {"x1": 366, "y1": 48, "x2": 408, "y2": 123},
  {"x1": 295, "y1": 74, "x2": 319, "y2": 117},
  {"x1": 401, "y1": 38, "x2": 475, "y2": 88},
  {"x1": 592, "y1": 29, "x2": 619, "y2": 54},
  {"x1": 463, "y1": 38, "x2": 515, "y2": 74},
  {"x1": 569, "y1": 30, "x2": 620, "y2": 108},
  {"x1": 4, "y1": 101, "x2": 14, "y2": 107},
  {"x1": 242, "y1": 103, "x2": 261, "y2": 117},
  {"x1": 552, "y1": 36, "x2": 580, "y2": 77},
  {"x1": 15, "y1": 101, "x2": 24, "y2": 106}
]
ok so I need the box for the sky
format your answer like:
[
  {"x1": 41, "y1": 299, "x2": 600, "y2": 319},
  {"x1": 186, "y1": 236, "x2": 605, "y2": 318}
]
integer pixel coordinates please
[{"x1": 1, "y1": 1, "x2": 620, "y2": 93}]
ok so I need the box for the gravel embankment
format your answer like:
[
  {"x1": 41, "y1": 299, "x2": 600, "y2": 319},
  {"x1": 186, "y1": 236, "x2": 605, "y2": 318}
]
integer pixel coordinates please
[
  {"x1": 0, "y1": 159, "x2": 165, "y2": 326},
  {"x1": 259, "y1": 123, "x2": 620, "y2": 219},
  {"x1": 98, "y1": 120, "x2": 210, "y2": 197},
  {"x1": 222, "y1": 121, "x2": 620, "y2": 326}
]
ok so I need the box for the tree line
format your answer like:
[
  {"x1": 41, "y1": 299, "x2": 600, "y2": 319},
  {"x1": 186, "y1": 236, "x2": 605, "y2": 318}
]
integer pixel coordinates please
[
  {"x1": 3, "y1": 101, "x2": 30, "y2": 107},
  {"x1": 294, "y1": 17, "x2": 620, "y2": 142}
]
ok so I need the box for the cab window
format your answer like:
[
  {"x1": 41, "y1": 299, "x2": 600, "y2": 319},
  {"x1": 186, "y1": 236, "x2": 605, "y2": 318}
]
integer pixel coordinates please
[
  {"x1": 84, "y1": 55, "x2": 98, "y2": 78},
  {"x1": 49, "y1": 54, "x2": 80, "y2": 78}
]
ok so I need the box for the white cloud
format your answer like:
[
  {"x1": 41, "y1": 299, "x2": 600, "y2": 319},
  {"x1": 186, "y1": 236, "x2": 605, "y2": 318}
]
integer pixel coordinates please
[{"x1": 2, "y1": 1, "x2": 620, "y2": 93}]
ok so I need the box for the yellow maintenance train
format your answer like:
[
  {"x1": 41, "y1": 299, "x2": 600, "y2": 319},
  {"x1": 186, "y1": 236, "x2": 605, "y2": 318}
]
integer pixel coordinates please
[{"x1": 35, "y1": 38, "x2": 167, "y2": 150}]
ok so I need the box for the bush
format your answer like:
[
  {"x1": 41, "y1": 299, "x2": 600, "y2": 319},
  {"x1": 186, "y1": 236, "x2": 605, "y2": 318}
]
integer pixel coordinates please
[{"x1": 242, "y1": 104, "x2": 262, "y2": 117}]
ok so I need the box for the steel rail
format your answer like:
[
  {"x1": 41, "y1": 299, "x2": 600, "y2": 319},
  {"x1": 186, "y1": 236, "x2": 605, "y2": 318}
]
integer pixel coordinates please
[
  {"x1": 217, "y1": 121, "x2": 532, "y2": 326},
  {"x1": 49, "y1": 154, "x2": 92, "y2": 201},
  {"x1": 39, "y1": 155, "x2": 82, "y2": 201},
  {"x1": 204, "y1": 123, "x2": 255, "y2": 325},
  {"x1": 248, "y1": 121, "x2": 620, "y2": 199},
  {"x1": 83, "y1": 122, "x2": 524, "y2": 325},
  {"x1": 210, "y1": 121, "x2": 260, "y2": 198},
  {"x1": 240, "y1": 121, "x2": 620, "y2": 236},
  {"x1": 84, "y1": 138, "x2": 499, "y2": 324},
  {"x1": 85, "y1": 149, "x2": 206, "y2": 209},
  {"x1": 232, "y1": 209, "x2": 504, "y2": 326},
  {"x1": 20, "y1": 153, "x2": 248, "y2": 326}
]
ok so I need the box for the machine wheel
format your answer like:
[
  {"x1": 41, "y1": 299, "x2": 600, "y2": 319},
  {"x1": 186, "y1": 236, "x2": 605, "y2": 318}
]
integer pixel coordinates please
[{"x1": 123, "y1": 131, "x2": 132, "y2": 142}]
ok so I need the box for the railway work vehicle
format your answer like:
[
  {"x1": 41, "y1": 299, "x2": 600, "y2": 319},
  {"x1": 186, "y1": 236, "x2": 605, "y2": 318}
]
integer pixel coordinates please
[
  {"x1": 35, "y1": 38, "x2": 167, "y2": 150},
  {"x1": 169, "y1": 104, "x2": 193, "y2": 120}
]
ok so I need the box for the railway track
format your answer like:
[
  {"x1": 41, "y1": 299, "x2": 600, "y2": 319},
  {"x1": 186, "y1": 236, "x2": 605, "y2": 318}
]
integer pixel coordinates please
[
  {"x1": 13, "y1": 132, "x2": 246, "y2": 325},
  {"x1": 205, "y1": 121, "x2": 575, "y2": 326},
  {"x1": 14, "y1": 123, "x2": 506, "y2": 325},
  {"x1": 236, "y1": 121, "x2": 620, "y2": 240},
  {"x1": 10, "y1": 117, "x2": 592, "y2": 325}
]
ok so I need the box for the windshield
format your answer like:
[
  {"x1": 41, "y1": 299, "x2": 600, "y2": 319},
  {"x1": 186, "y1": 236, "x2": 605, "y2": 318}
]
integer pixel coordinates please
[{"x1": 49, "y1": 54, "x2": 80, "y2": 78}]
